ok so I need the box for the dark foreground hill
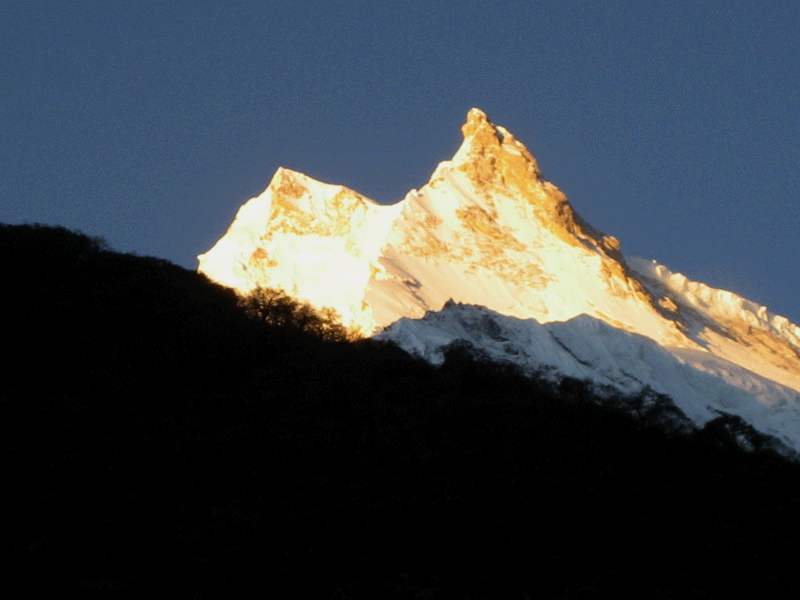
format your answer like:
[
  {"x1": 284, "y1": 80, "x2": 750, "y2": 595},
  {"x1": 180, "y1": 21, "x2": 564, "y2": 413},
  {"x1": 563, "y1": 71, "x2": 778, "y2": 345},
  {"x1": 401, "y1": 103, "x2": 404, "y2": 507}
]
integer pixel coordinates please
[{"x1": 2, "y1": 223, "x2": 800, "y2": 598}]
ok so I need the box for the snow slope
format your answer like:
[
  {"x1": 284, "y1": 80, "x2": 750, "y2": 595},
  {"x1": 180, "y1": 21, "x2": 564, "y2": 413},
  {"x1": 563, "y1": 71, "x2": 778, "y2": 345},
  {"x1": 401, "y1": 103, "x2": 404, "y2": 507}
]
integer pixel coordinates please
[{"x1": 377, "y1": 302, "x2": 800, "y2": 454}]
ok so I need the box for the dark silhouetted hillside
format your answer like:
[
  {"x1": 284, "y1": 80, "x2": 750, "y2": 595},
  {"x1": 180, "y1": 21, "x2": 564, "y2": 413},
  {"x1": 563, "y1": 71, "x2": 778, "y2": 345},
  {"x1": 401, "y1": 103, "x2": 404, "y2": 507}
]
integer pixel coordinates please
[{"x1": 2, "y1": 223, "x2": 800, "y2": 598}]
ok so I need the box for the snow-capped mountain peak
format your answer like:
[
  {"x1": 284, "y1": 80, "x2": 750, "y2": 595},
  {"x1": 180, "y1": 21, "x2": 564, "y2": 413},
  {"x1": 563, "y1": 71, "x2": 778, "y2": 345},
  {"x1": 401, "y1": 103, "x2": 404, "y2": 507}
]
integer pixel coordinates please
[
  {"x1": 196, "y1": 108, "x2": 705, "y2": 345},
  {"x1": 198, "y1": 108, "x2": 800, "y2": 454}
]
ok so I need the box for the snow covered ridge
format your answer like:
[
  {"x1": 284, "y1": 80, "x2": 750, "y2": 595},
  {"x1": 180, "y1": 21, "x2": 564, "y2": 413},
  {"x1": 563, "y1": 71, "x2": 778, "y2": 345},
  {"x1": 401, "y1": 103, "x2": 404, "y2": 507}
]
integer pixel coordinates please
[
  {"x1": 377, "y1": 302, "x2": 800, "y2": 456},
  {"x1": 628, "y1": 256, "x2": 800, "y2": 352},
  {"x1": 198, "y1": 108, "x2": 800, "y2": 454}
]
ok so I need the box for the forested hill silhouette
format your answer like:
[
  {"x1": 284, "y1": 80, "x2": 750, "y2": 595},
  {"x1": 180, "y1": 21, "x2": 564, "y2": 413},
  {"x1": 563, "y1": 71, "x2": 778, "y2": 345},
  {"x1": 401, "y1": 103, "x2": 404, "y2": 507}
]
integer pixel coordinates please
[{"x1": 3, "y1": 222, "x2": 800, "y2": 598}]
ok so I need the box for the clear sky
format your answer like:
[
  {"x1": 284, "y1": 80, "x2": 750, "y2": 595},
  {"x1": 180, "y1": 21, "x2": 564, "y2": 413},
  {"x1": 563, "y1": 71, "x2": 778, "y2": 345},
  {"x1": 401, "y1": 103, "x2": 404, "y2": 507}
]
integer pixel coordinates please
[{"x1": 4, "y1": 1, "x2": 799, "y2": 323}]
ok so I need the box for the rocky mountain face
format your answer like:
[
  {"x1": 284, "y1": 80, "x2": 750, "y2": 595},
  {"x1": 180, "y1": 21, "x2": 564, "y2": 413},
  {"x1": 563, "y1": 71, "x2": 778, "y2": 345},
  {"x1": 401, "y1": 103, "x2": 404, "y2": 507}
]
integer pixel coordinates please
[{"x1": 199, "y1": 109, "x2": 800, "y2": 453}]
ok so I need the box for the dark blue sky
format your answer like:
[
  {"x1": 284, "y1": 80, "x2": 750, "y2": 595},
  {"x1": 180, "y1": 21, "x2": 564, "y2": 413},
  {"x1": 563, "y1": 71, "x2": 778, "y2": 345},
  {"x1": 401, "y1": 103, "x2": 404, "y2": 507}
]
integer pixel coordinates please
[{"x1": 4, "y1": 1, "x2": 799, "y2": 322}]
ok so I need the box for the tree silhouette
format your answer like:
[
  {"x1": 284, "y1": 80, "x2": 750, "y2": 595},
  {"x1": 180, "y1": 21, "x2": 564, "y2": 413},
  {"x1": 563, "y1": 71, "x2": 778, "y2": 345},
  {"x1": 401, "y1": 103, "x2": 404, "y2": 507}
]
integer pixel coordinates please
[{"x1": 237, "y1": 286, "x2": 354, "y2": 341}]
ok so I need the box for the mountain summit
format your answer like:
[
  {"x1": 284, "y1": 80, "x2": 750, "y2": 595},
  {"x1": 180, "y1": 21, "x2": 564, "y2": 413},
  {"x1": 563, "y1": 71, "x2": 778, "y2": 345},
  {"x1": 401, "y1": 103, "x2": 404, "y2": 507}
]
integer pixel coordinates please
[
  {"x1": 199, "y1": 109, "x2": 800, "y2": 452},
  {"x1": 198, "y1": 108, "x2": 677, "y2": 341}
]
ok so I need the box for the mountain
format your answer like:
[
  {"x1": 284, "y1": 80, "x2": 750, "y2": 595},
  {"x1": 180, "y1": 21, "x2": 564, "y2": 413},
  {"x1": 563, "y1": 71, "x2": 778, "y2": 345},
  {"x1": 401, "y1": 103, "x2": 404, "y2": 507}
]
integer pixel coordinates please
[{"x1": 198, "y1": 108, "x2": 800, "y2": 454}]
